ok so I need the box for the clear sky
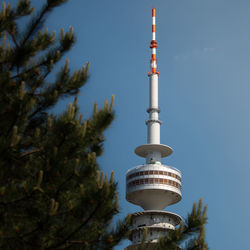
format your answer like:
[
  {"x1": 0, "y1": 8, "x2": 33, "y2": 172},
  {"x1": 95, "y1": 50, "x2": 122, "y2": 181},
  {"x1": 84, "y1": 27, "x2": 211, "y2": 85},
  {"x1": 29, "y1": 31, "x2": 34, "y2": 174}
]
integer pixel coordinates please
[{"x1": 10, "y1": 0, "x2": 250, "y2": 249}]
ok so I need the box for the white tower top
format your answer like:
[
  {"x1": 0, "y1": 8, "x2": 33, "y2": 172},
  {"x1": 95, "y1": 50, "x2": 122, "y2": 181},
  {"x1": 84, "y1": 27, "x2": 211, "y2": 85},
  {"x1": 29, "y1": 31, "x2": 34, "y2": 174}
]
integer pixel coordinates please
[
  {"x1": 126, "y1": 8, "x2": 181, "y2": 211},
  {"x1": 135, "y1": 8, "x2": 173, "y2": 164},
  {"x1": 126, "y1": 9, "x2": 182, "y2": 248}
]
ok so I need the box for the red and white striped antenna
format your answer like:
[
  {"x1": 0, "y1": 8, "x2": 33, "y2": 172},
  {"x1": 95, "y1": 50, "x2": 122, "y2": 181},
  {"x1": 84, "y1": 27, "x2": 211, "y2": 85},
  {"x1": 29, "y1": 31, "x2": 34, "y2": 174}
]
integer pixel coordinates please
[{"x1": 149, "y1": 8, "x2": 159, "y2": 75}]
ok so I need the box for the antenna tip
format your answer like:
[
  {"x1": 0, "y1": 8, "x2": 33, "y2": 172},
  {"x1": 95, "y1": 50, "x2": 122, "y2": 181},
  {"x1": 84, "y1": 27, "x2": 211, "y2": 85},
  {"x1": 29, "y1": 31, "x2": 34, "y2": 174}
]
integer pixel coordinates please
[{"x1": 152, "y1": 8, "x2": 156, "y2": 17}]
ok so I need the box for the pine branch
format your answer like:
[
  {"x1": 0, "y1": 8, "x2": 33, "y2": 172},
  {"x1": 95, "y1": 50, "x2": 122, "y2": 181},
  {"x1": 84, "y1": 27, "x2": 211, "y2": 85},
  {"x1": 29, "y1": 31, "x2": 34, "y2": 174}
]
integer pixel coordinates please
[
  {"x1": 55, "y1": 173, "x2": 74, "y2": 198},
  {"x1": 20, "y1": 148, "x2": 42, "y2": 158},
  {"x1": 0, "y1": 191, "x2": 34, "y2": 206},
  {"x1": 9, "y1": 31, "x2": 19, "y2": 47},
  {"x1": 21, "y1": 4, "x2": 49, "y2": 46},
  {"x1": 45, "y1": 200, "x2": 104, "y2": 249}
]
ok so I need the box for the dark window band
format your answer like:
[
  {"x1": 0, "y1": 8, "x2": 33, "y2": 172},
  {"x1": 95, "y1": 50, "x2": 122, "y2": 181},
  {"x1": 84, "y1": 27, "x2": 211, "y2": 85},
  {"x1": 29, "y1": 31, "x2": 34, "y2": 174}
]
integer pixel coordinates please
[
  {"x1": 127, "y1": 171, "x2": 181, "y2": 181},
  {"x1": 127, "y1": 178, "x2": 181, "y2": 190}
]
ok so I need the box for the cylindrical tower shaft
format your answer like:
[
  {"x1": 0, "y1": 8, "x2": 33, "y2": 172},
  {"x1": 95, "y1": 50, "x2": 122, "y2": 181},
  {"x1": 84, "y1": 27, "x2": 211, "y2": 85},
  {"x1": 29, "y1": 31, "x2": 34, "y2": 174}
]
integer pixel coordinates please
[
  {"x1": 147, "y1": 8, "x2": 161, "y2": 148},
  {"x1": 147, "y1": 74, "x2": 160, "y2": 145}
]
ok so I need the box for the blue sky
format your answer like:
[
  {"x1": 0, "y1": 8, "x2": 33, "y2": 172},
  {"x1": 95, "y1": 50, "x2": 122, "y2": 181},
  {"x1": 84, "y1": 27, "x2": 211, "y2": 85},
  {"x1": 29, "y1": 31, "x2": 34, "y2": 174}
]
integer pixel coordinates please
[{"x1": 11, "y1": 0, "x2": 250, "y2": 249}]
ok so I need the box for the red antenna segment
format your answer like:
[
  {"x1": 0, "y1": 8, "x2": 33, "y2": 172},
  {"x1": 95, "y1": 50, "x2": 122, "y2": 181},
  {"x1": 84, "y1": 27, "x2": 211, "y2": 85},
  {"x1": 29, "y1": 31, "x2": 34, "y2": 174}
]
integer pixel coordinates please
[{"x1": 149, "y1": 8, "x2": 159, "y2": 75}]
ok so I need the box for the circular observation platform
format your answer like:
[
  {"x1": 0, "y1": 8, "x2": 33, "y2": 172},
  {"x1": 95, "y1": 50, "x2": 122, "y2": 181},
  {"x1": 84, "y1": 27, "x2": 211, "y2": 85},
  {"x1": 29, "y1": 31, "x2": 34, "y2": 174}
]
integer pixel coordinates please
[
  {"x1": 135, "y1": 144, "x2": 173, "y2": 158},
  {"x1": 126, "y1": 164, "x2": 182, "y2": 210},
  {"x1": 126, "y1": 211, "x2": 182, "y2": 249},
  {"x1": 131, "y1": 210, "x2": 182, "y2": 229}
]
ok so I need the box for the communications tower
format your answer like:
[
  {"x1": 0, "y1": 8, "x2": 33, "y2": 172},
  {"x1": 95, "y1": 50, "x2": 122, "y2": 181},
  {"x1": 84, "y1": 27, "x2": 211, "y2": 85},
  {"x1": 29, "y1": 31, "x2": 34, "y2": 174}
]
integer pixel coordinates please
[{"x1": 126, "y1": 8, "x2": 182, "y2": 248}]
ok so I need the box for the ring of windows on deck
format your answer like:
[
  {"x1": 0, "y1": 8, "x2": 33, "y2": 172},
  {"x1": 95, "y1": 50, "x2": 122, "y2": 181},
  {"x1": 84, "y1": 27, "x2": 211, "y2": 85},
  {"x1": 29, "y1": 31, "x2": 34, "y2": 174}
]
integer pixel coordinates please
[
  {"x1": 127, "y1": 178, "x2": 181, "y2": 190},
  {"x1": 127, "y1": 170, "x2": 181, "y2": 181}
]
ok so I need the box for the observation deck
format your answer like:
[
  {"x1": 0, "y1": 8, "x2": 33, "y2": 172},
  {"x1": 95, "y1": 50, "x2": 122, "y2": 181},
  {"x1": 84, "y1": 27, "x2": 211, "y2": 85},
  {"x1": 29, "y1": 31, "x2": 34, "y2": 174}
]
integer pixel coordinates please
[
  {"x1": 126, "y1": 164, "x2": 182, "y2": 210},
  {"x1": 126, "y1": 211, "x2": 182, "y2": 249}
]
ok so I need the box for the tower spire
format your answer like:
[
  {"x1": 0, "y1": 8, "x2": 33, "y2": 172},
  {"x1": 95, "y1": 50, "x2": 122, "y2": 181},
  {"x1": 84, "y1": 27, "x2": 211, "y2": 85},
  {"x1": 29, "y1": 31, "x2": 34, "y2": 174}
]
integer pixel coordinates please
[{"x1": 135, "y1": 8, "x2": 172, "y2": 162}]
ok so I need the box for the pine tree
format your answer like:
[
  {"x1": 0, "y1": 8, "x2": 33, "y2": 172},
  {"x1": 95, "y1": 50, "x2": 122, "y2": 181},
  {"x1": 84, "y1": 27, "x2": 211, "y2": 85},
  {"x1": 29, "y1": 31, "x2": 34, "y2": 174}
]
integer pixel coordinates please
[{"x1": 0, "y1": 1, "x2": 130, "y2": 249}]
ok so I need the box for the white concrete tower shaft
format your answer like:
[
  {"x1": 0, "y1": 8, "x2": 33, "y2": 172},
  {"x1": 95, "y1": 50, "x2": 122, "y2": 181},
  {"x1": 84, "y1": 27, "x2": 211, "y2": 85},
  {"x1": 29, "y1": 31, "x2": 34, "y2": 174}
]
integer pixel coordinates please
[
  {"x1": 147, "y1": 74, "x2": 160, "y2": 144},
  {"x1": 146, "y1": 8, "x2": 161, "y2": 161}
]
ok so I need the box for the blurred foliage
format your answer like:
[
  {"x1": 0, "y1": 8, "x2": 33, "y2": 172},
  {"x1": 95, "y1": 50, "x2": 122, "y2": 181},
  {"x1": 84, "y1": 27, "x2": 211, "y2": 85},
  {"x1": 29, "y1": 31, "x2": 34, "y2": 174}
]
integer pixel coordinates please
[{"x1": 0, "y1": 1, "x2": 130, "y2": 249}]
